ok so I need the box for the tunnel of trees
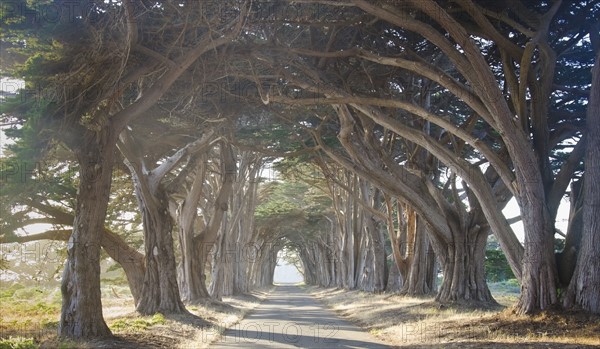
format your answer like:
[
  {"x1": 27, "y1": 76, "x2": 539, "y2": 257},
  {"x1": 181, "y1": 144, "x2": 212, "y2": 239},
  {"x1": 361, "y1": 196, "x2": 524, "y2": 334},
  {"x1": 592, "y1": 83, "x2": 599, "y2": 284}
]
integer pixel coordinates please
[{"x1": 0, "y1": 0, "x2": 599, "y2": 340}]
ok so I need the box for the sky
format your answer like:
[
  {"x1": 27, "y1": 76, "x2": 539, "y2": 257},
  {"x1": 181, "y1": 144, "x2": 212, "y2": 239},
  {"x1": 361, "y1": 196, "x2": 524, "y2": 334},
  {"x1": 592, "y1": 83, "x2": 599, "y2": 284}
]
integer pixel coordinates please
[
  {"x1": 273, "y1": 260, "x2": 304, "y2": 284},
  {"x1": 503, "y1": 196, "x2": 570, "y2": 243},
  {"x1": 0, "y1": 78, "x2": 24, "y2": 157}
]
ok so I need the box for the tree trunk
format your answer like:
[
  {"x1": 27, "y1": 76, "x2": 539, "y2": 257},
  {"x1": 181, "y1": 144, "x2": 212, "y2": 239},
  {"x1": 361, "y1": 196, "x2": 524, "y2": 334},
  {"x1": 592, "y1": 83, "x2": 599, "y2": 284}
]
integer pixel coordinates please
[
  {"x1": 210, "y1": 153, "x2": 262, "y2": 297},
  {"x1": 118, "y1": 130, "x2": 219, "y2": 309},
  {"x1": 178, "y1": 161, "x2": 211, "y2": 302},
  {"x1": 179, "y1": 229, "x2": 211, "y2": 301},
  {"x1": 556, "y1": 179, "x2": 583, "y2": 287},
  {"x1": 400, "y1": 210, "x2": 436, "y2": 295},
  {"x1": 250, "y1": 241, "x2": 278, "y2": 288},
  {"x1": 355, "y1": 222, "x2": 373, "y2": 290},
  {"x1": 209, "y1": 215, "x2": 235, "y2": 299},
  {"x1": 564, "y1": 53, "x2": 600, "y2": 314},
  {"x1": 233, "y1": 173, "x2": 260, "y2": 294},
  {"x1": 387, "y1": 203, "x2": 435, "y2": 296},
  {"x1": 135, "y1": 184, "x2": 186, "y2": 315},
  {"x1": 515, "y1": 196, "x2": 558, "y2": 314},
  {"x1": 189, "y1": 143, "x2": 237, "y2": 300},
  {"x1": 59, "y1": 135, "x2": 114, "y2": 338},
  {"x1": 363, "y1": 185, "x2": 388, "y2": 292},
  {"x1": 435, "y1": 224, "x2": 494, "y2": 304}
]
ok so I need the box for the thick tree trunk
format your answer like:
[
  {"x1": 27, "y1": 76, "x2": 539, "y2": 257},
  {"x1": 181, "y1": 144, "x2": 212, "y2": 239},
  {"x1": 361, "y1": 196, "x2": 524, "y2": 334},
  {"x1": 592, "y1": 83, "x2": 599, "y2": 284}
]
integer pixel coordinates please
[
  {"x1": 209, "y1": 217, "x2": 235, "y2": 299},
  {"x1": 178, "y1": 161, "x2": 211, "y2": 302},
  {"x1": 364, "y1": 186, "x2": 388, "y2": 292},
  {"x1": 299, "y1": 238, "x2": 333, "y2": 287},
  {"x1": 515, "y1": 196, "x2": 558, "y2": 314},
  {"x1": 435, "y1": 224, "x2": 494, "y2": 304},
  {"x1": 372, "y1": 222, "x2": 388, "y2": 292},
  {"x1": 355, "y1": 215, "x2": 388, "y2": 292},
  {"x1": 179, "y1": 231, "x2": 211, "y2": 301},
  {"x1": 135, "y1": 186, "x2": 186, "y2": 315},
  {"x1": 556, "y1": 180, "x2": 583, "y2": 287},
  {"x1": 300, "y1": 248, "x2": 317, "y2": 286},
  {"x1": 355, "y1": 224, "x2": 373, "y2": 291},
  {"x1": 564, "y1": 54, "x2": 600, "y2": 314},
  {"x1": 188, "y1": 143, "x2": 237, "y2": 300},
  {"x1": 210, "y1": 154, "x2": 261, "y2": 297},
  {"x1": 59, "y1": 135, "x2": 114, "y2": 338},
  {"x1": 250, "y1": 241, "x2": 278, "y2": 288},
  {"x1": 387, "y1": 204, "x2": 435, "y2": 296},
  {"x1": 232, "y1": 176, "x2": 259, "y2": 294},
  {"x1": 400, "y1": 212, "x2": 436, "y2": 296}
]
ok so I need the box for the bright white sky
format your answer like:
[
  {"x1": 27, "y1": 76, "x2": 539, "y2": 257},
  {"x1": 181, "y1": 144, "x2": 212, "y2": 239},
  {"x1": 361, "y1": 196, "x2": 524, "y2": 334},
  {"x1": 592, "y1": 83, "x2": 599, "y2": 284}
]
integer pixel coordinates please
[
  {"x1": 504, "y1": 196, "x2": 570, "y2": 243},
  {"x1": 0, "y1": 78, "x2": 24, "y2": 157},
  {"x1": 274, "y1": 250, "x2": 304, "y2": 284}
]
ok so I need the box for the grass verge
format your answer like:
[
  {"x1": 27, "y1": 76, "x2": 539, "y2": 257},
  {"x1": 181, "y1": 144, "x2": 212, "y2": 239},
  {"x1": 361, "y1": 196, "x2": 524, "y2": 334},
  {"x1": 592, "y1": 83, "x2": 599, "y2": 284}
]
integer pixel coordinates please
[
  {"x1": 0, "y1": 285, "x2": 272, "y2": 349},
  {"x1": 310, "y1": 286, "x2": 600, "y2": 348}
]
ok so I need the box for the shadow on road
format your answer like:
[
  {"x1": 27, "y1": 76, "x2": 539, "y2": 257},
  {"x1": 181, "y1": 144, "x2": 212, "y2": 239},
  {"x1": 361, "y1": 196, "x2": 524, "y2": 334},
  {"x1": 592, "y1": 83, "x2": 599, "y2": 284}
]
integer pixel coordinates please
[{"x1": 208, "y1": 285, "x2": 391, "y2": 348}]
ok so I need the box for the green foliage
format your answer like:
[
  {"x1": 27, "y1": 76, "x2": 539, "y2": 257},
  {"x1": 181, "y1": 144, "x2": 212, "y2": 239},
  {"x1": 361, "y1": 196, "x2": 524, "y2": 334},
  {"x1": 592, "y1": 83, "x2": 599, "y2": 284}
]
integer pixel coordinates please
[
  {"x1": 254, "y1": 198, "x2": 300, "y2": 219},
  {"x1": 254, "y1": 176, "x2": 333, "y2": 254},
  {"x1": 0, "y1": 337, "x2": 38, "y2": 349},
  {"x1": 485, "y1": 235, "x2": 515, "y2": 282},
  {"x1": 485, "y1": 249, "x2": 515, "y2": 282}
]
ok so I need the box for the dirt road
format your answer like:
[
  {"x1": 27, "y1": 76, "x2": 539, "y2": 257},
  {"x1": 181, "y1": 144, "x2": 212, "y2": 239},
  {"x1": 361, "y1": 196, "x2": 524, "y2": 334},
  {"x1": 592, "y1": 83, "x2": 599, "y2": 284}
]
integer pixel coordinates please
[{"x1": 208, "y1": 285, "x2": 392, "y2": 348}]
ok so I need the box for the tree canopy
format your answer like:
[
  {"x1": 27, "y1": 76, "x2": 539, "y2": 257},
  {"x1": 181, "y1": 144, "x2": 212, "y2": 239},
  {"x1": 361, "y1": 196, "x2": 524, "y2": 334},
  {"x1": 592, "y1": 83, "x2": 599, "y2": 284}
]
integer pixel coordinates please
[{"x1": 1, "y1": 0, "x2": 599, "y2": 341}]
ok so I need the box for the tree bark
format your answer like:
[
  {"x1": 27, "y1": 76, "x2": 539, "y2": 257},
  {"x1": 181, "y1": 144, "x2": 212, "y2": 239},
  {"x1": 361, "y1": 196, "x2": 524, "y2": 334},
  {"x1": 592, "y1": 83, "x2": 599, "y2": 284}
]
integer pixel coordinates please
[
  {"x1": 59, "y1": 133, "x2": 115, "y2": 338},
  {"x1": 232, "y1": 170, "x2": 260, "y2": 294},
  {"x1": 515, "y1": 199, "x2": 558, "y2": 313},
  {"x1": 190, "y1": 143, "x2": 237, "y2": 301},
  {"x1": 564, "y1": 54, "x2": 600, "y2": 313},
  {"x1": 178, "y1": 160, "x2": 211, "y2": 302},
  {"x1": 402, "y1": 0, "x2": 558, "y2": 313},
  {"x1": 435, "y1": 224, "x2": 494, "y2": 304},
  {"x1": 119, "y1": 130, "x2": 219, "y2": 311},
  {"x1": 133, "y1": 181, "x2": 186, "y2": 315},
  {"x1": 400, "y1": 210, "x2": 436, "y2": 296},
  {"x1": 363, "y1": 185, "x2": 388, "y2": 292},
  {"x1": 209, "y1": 152, "x2": 262, "y2": 297}
]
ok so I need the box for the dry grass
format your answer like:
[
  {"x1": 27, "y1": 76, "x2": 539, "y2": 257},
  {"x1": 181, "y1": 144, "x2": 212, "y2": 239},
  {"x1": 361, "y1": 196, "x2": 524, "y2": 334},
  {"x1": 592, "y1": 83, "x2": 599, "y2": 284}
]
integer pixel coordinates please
[
  {"x1": 310, "y1": 287, "x2": 600, "y2": 348},
  {"x1": 1, "y1": 285, "x2": 272, "y2": 349}
]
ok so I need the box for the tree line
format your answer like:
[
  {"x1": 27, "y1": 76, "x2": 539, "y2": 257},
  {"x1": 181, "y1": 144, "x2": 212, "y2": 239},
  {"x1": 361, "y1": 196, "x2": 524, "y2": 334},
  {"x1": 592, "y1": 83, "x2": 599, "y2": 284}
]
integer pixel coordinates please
[{"x1": 0, "y1": 0, "x2": 598, "y2": 340}]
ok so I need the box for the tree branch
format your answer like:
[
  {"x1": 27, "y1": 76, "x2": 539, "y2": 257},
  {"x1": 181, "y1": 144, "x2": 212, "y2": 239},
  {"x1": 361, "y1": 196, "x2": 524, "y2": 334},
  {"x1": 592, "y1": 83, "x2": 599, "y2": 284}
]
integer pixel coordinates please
[{"x1": 1, "y1": 230, "x2": 71, "y2": 243}]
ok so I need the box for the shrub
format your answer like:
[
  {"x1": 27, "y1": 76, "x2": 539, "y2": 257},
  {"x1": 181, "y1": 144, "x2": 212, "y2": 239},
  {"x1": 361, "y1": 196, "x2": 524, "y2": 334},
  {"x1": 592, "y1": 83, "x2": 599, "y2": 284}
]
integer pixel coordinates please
[{"x1": 485, "y1": 249, "x2": 515, "y2": 282}]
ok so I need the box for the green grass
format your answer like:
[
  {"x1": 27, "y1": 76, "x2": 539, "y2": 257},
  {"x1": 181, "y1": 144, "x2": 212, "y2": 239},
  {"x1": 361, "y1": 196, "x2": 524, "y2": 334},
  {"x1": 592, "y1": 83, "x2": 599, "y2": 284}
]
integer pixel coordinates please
[
  {"x1": 0, "y1": 286, "x2": 61, "y2": 338},
  {"x1": 0, "y1": 337, "x2": 38, "y2": 349},
  {"x1": 109, "y1": 313, "x2": 167, "y2": 332},
  {"x1": 0, "y1": 284, "x2": 25, "y2": 299}
]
